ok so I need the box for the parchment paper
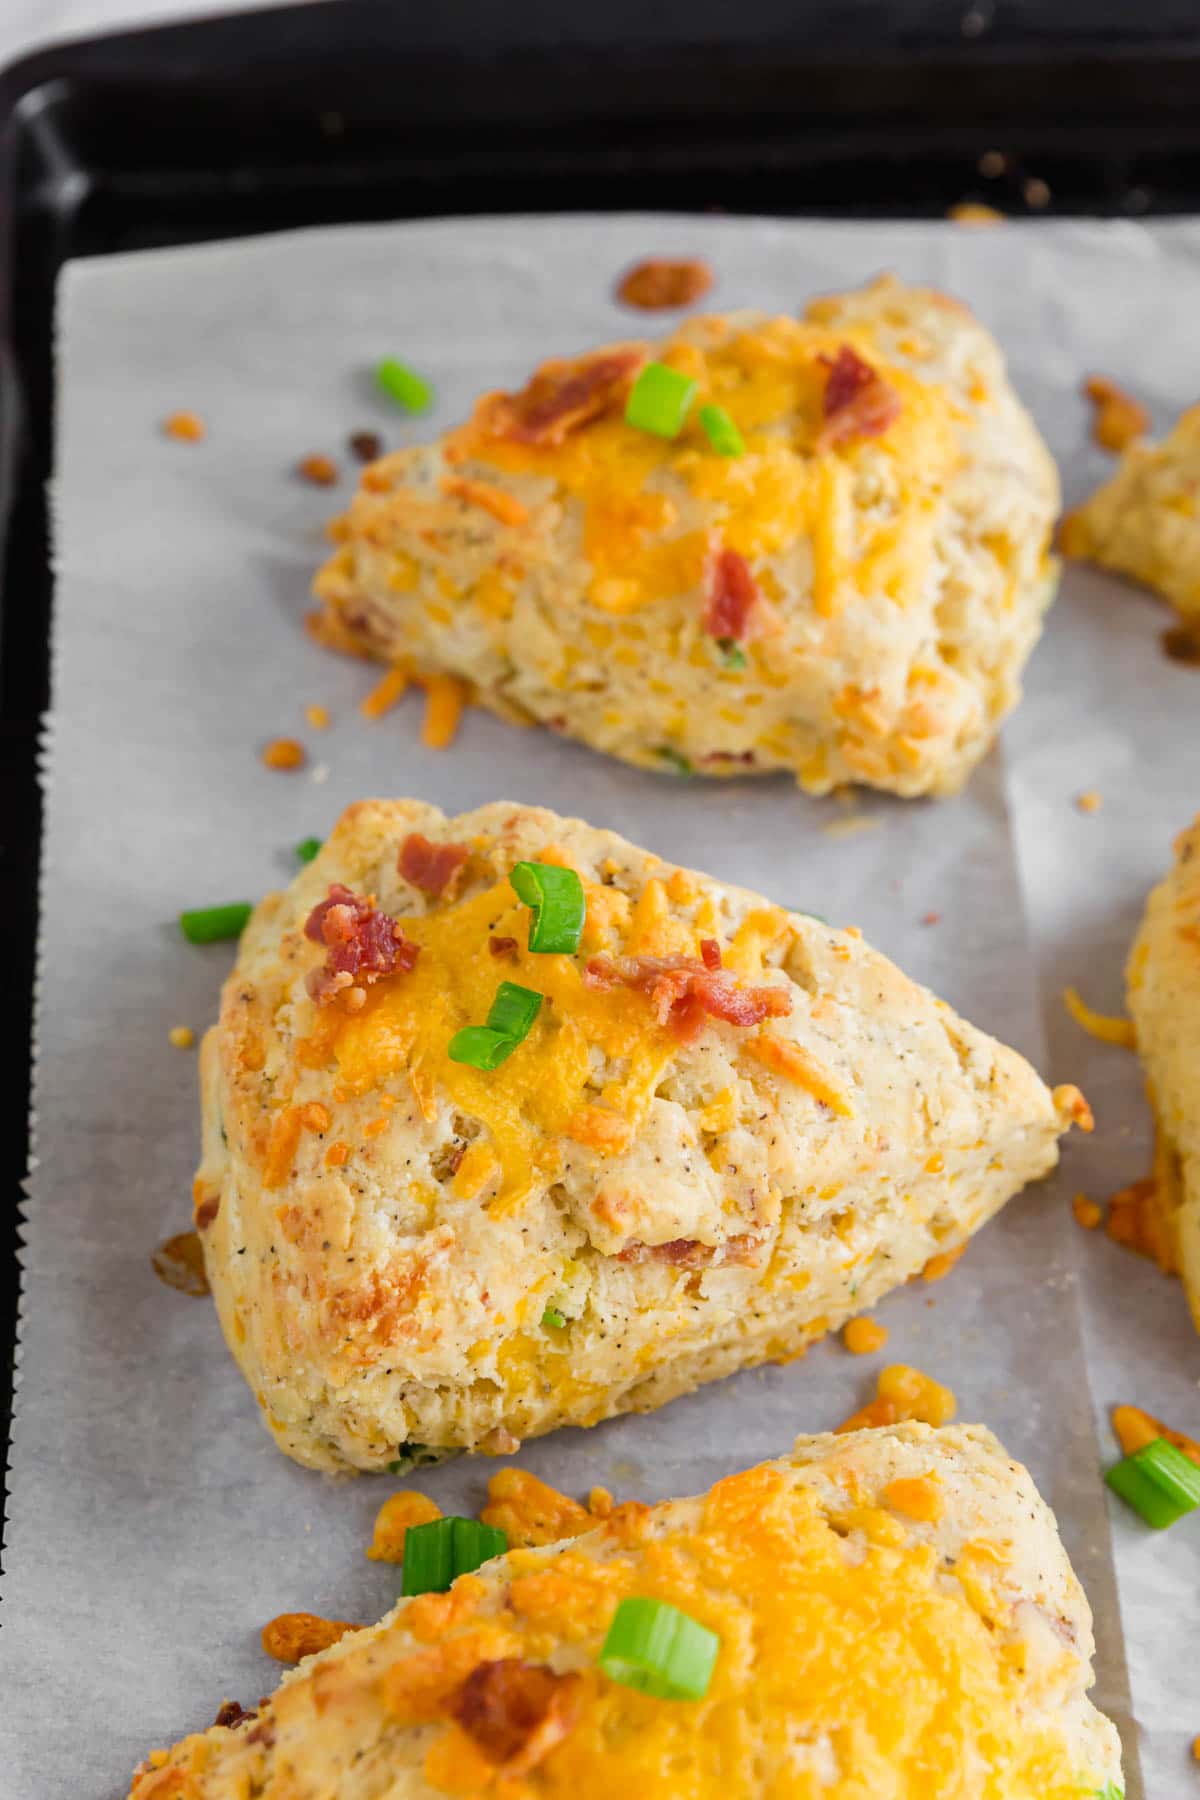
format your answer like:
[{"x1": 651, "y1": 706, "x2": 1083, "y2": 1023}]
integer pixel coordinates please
[{"x1": 4, "y1": 212, "x2": 1198, "y2": 1799}]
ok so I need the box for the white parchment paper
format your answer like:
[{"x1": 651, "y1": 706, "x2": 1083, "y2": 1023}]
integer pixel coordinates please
[{"x1": 4, "y1": 212, "x2": 1199, "y2": 1799}]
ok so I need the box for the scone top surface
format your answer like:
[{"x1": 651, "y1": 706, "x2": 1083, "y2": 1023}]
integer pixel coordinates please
[
  {"x1": 130, "y1": 1424, "x2": 1122, "y2": 1799},
  {"x1": 197, "y1": 800, "x2": 1078, "y2": 1472},
  {"x1": 315, "y1": 277, "x2": 1060, "y2": 797}
]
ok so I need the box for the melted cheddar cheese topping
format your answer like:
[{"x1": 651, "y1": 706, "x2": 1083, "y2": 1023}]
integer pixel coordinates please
[
  {"x1": 320, "y1": 873, "x2": 702, "y2": 1211},
  {"x1": 405, "y1": 1463, "x2": 1094, "y2": 1798},
  {"x1": 448, "y1": 317, "x2": 961, "y2": 623}
]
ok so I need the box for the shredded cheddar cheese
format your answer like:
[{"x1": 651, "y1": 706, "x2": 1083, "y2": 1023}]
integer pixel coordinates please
[
  {"x1": 368, "y1": 1490, "x2": 443, "y2": 1563},
  {"x1": 1111, "y1": 1403, "x2": 1200, "y2": 1469},
  {"x1": 361, "y1": 664, "x2": 410, "y2": 719},
  {"x1": 420, "y1": 674, "x2": 468, "y2": 749},
  {"x1": 1062, "y1": 986, "x2": 1137, "y2": 1048}
]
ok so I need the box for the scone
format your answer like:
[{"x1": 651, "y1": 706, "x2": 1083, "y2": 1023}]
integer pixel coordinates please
[
  {"x1": 129, "y1": 1423, "x2": 1123, "y2": 1799},
  {"x1": 193, "y1": 799, "x2": 1087, "y2": 1474},
  {"x1": 1127, "y1": 812, "x2": 1200, "y2": 1327},
  {"x1": 313, "y1": 276, "x2": 1059, "y2": 798},
  {"x1": 1062, "y1": 402, "x2": 1200, "y2": 626}
]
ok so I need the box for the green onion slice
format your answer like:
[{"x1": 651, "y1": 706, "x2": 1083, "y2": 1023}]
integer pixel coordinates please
[
  {"x1": 716, "y1": 637, "x2": 747, "y2": 670},
  {"x1": 598, "y1": 1596, "x2": 720, "y2": 1701},
  {"x1": 401, "y1": 1517, "x2": 508, "y2": 1597},
  {"x1": 486, "y1": 980, "x2": 543, "y2": 1041},
  {"x1": 541, "y1": 1306, "x2": 567, "y2": 1329},
  {"x1": 376, "y1": 357, "x2": 433, "y2": 414},
  {"x1": 509, "y1": 862, "x2": 586, "y2": 954},
  {"x1": 654, "y1": 746, "x2": 693, "y2": 777},
  {"x1": 179, "y1": 902, "x2": 253, "y2": 945},
  {"x1": 1105, "y1": 1437, "x2": 1200, "y2": 1528},
  {"x1": 625, "y1": 362, "x2": 697, "y2": 440},
  {"x1": 447, "y1": 1025, "x2": 518, "y2": 1070},
  {"x1": 295, "y1": 836, "x2": 323, "y2": 864},
  {"x1": 698, "y1": 403, "x2": 745, "y2": 457}
]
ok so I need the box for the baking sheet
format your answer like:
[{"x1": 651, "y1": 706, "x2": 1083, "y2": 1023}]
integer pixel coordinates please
[{"x1": 4, "y1": 211, "x2": 1198, "y2": 1799}]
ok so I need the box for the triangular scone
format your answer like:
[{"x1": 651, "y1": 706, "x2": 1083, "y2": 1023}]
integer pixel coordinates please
[
  {"x1": 313, "y1": 276, "x2": 1059, "y2": 799},
  {"x1": 1062, "y1": 404, "x2": 1200, "y2": 626},
  {"x1": 194, "y1": 800, "x2": 1087, "y2": 1473},
  {"x1": 1128, "y1": 813, "x2": 1200, "y2": 1326},
  {"x1": 130, "y1": 1423, "x2": 1122, "y2": 1799}
]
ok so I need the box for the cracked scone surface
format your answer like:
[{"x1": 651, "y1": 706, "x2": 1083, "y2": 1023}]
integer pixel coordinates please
[
  {"x1": 130, "y1": 1423, "x2": 1122, "y2": 1799},
  {"x1": 1128, "y1": 811, "x2": 1200, "y2": 1327},
  {"x1": 313, "y1": 276, "x2": 1059, "y2": 798},
  {"x1": 194, "y1": 799, "x2": 1081, "y2": 1473},
  {"x1": 1063, "y1": 403, "x2": 1200, "y2": 626}
]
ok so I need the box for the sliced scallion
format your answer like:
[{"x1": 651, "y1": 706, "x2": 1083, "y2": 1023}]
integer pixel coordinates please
[
  {"x1": 625, "y1": 362, "x2": 697, "y2": 440},
  {"x1": 509, "y1": 862, "x2": 586, "y2": 955},
  {"x1": 599, "y1": 1596, "x2": 719, "y2": 1701},
  {"x1": 716, "y1": 637, "x2": 747, "y2": 669},
  {"x1": 179, "y1": 902, "x2": 253, "y2": 945},
  {"x1": 1105, "y1": 1437, "x2": 1200, "y2": 1528},
  {"x1": 654, "y1": 746, "x2": 693, "y2": 777},
  {"x1": 698, "y1": 403, "x2": 744, "y2": 457},
  {"x1": 376, "y1": 357, "x2": 433, "y2": 414},
  {"x1": 295, "y1": 836, "x2": 323, "y2": 864},
  {"x1": 542, "y1": 1306, "x2": 567, "y2": 1329},
  {"x1": 401, "y1": 1517, "x2": 508, "y2": 1596},
  {"x1": 486, "y1": 981, "x2": 543, "y2": 1041},
  {"x1": 447, "y1": 1025, "x2": 518, "y2": 1071}
]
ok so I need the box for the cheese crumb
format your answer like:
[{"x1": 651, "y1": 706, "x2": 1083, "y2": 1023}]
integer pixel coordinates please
[
  {"x1": 168, "y1": 1025, "x2": 195, "y2": 1050},
  {"x1": 163, "y1": 410, "x2": 205, "y2": 442},
  {"x1": 1075, "y1": 789, "x2": 1103, "y2": 814},
  {"x1": 305, "y1": 703, "x2": 331, "y2": 730},
  {"x1": 1072, "y1": 1193, "x2": 1103, "y2": 1230},
  {"x1": 262, "y1": 737, "x2": 307, "y2": 771},
  {"x1": 842, "y1": 1316, "x2": 889, "y2": 1355},
  {"x1": 947, "y1": 202, "x2": 1005, "y2": 227}
]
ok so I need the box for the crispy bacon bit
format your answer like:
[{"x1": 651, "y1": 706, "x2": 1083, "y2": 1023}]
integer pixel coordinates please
[
  {"x1": 584, "y1": 952, "x2": 791, "y2": 1043},
  {"x1": 618, "y1": 1233, "x2": 763, "y2": 1268},
  {"x1": 479, "y1": 346, "x2": 647, "y2": 447},
  {"x1": 261, "y1": 1612, "x2": 360, "y2": 1664},
  {"x1": 212, "y1": 1700, "x2": 256, "y2": 1730},
  {"x1": 397, "y1": 831, "x2": 470, "y2": 898},
  {"x1": 616, "y1": 257, "x2": 713, "y2": 311},
  {"x1": 303, "y1": 883, "x2": 418, "y2": 1006},
  {"x1": 703, "y1": 547, "x2": 770, "y2": 644},
  {"x1": 449, "y1": 1659, "x2": 582, "y2": 1774},
  {"x1": 489, "y1": 935, "x2": 519, "y2": 959},
  {"x1": 194, "y1": 1190, "x2": 220, "y2": 1230},
  {"x1": 348, "y1": 429, "x2": 383, "y2": 462},
  {"x1": 699, "y1": 937, "x2": 722, "y2": 971},
  {"x1": 297, "y1": 453, "x2": 339, "y2": 486},
  {"x1": 818, "y1": 345, "x2": 901, "y2": 448}
]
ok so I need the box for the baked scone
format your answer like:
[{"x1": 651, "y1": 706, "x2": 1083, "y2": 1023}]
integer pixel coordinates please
[
  {"x1": 313, "y1": 276, "x2": 1059, "y2": 798},
  {"x1": 1062, "y1": 403, "x2": 1200, "y2": 626},
  {"x1": 193, "y1": 799, "x2": 1087, "y2": 1474},
  {"x1": 1127, "y1": 812, "x2": 1200, "y2": 1327},
  {"x1": 129, "y1": 1423, "x2": 1123, "y2": 1799}
]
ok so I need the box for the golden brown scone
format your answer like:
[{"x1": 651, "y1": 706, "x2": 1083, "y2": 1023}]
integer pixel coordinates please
[
  {"x1": 1062, "y1": 402, "x2": 1200, "y2": 626},
  {"x1": 193, "y1": 799, "x2": 1086, "y2": 1474},
  {"x1": 313, "y1": 276, "x2": 1059, "y2": 799},
  {"x1": 1127, "y1": 812, "x2": 1200, "y2": 1326},
  {"x1": 129, "y1": 1424, "x2": 1123, "y2": 1799}
]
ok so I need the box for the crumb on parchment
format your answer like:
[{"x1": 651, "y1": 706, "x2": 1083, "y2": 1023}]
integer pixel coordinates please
[
  {"x1": 163, "y1": 411, "x2": 205, "y2": 442},
  {"x1": 262, "y1": 737, "x2": 307, "y2": 771},
  {"x1": 168, "y1": 1025, "x2": 195, "y2": 1050}
]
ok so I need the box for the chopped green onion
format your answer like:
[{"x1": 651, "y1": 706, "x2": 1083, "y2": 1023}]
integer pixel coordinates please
[
  {"x1": 376, "y1": 357, "x2": 433, "y2": 414},
  {"x1": 1090, "y1": 1786, "x2": 1124, "y2": 1800},
  {"x1": 486, "y1": 981, "x2": 543, "y2": 1040},
  {"x1": 542, "y1": 1306, "x2": 566, "y2": 1329},
  {"x1": 448, "y1": 1025, "x2": 518, "y2": 1070},
  {"x1": 179, "y1": 902, "x2": 253, "y2": 945},
  {"x1": 698, "y1": 403, "x2": 745, "y2": 457},
  {"x1": 402, "y1": 1517, "x2": 508, "y2": 1597},
  {"x1": 295, "y1": 836, "x2": 323, "y2": 864},
  {"x1": 599, "y1": 1596, "x2": 719, "y2": 1701},
  {"x1": 625, "y1": 362, "x2": 697, "y2": 440},
  {"x1": 1105, "y1": 1437, "x2": 1200, "y2": 1528},
  {"x1": 654, "y1": 746, "x2": 693, "y2": 777},
  {"x1": 509, "y1": 862, "x2": 586, "y2": 954},
  {"x1": 387, "y1": 1444, "x2": 452, "y2": 1474},
  {"x1": 716, "y1": 637, "x2": 747, "y2": 670}
]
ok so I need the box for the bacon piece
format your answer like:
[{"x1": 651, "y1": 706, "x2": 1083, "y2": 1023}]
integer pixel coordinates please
[
  {"x1": 478, "y1": 346, "x2": 647, "y2": 447},
  {"x1": 618, "y1": 1232, "x2": 763, "y2": 1268},
  {"x1": 583, "y1": 951, "x2": 791, "y2": 1043},
  {"x1": 489, "y1": 935, "x2": 519, "y2": 959},
  {"x1": 702, "y1": 547, "x2": 770, "y2": 644},
  {"x1": 397, "y1": 831, "x2": 470, "y2": 898},
  {"x1": 699, "y1": 937, "x2": 722, "y2": 971},
  {"x1": 212, "y1": 1700, "x2": 256, "y2": 1730},
  {"x1": 818, "y1": 345, "x2": 901, "y2": 448},
  {"x1": 449, "y1": 1659, "x2": 582, "y2": 1774},
  {"x1": 303, "y1": 882, "x2": 418, "y2": 1006}
]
